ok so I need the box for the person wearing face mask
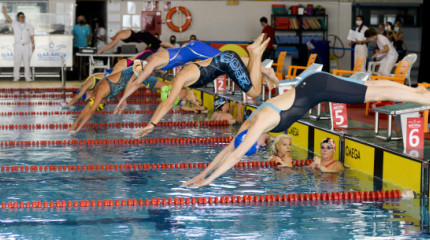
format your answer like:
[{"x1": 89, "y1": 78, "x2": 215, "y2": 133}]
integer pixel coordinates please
[
  {"x1": 365, "y1": 27, "x2": 398, "y2": 76},
  {"x1": 392, "y1": 21, "x2": 407, "y2": 61},
  {"x1": 169, "y1": 35, "x2": 180, "y2": 48},
  {"x1": 2, "y1": 6, "x2": 35, "y2": 82},
  {"x1": 309, "y1": 138, "x2": 344, "y2": 172},
  {"x1": 348, "y1": 16, "x2": 369, "y2": 72},
  {"x1": 72, "y1": 15, "x2": 90, "y2": 78},
  {"x1": 384, "y1": 22, "x2": 394, "y2": 42}
]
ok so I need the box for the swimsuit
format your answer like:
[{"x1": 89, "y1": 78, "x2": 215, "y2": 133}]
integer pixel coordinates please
[
  {"x1": 89, "y1": 77, "x2": 102, "y2": 90},
  {"x1": 122, "y1": 31, "x2": 161, "y2": 51},
  {"x1": 126, "y1": 50, "x2": 154, "y2": 67},
  {"x1": 249, "y1": 72, "x2": 368, "y2": 132},
  {"x1": 160, "y1": 41, "x2": 221, "y2": 70},
  {"x1": 105, "y1": 66, "x2": 158, "y2": 98},
  {"x1": 188, "y1": 51, "x2": 252, "y2": 93}
]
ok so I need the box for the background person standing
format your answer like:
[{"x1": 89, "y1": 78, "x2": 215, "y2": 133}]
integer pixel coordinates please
[
  {"x1": 260, "y1": 17, "x2": 275, "y2": 60},
  {"x1": 2, "y1": 6, "x2": 35, "y2": 82}
]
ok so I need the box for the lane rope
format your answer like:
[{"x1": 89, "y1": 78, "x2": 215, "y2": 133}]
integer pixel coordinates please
[{"x1": 0, "y1": 189, "x2": 409, "y2": 210}]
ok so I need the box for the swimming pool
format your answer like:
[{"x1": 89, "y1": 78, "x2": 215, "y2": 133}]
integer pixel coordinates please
[{"x1": 0, "y1": 89, "x2": 429, "y2": 239}]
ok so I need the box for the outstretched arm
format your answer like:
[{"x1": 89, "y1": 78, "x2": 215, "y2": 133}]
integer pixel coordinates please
[
  {"x1": 2, "y1": 6, "x2": 12, "y2": 24},
  {"x1": 133, "y1": 78, "x2": 184, "y2": 137},
  {"x1": 97, "y1": 36, "x2": 121, "y2": 54}
]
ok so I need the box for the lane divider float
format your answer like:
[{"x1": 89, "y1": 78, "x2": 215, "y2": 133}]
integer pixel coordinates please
[
  {"x1": 0, "y1": 189, "x2": 413, "y2": 211},
  {"x1": 0, "y1": 159, "x2": 313, "y2": 173},
  {"x1": 0, "y1": 135, "x2": 234, "y2": 148},
  {"x1": 0, "y1": 120, "x2": 230, "y2": 131}
]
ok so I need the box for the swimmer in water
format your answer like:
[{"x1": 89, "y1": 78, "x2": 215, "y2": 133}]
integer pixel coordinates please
[
  {"x1": 309, "y1": 138, "x2": 344, "y2": 172},
  {"x1": 269, "y1": 134, "x2": 293, "y2": 168}
]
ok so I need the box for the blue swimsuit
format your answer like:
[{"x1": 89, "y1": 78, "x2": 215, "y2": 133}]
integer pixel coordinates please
[{"x1": 160, "y1": 41, "x2": 221, "y2": 70}]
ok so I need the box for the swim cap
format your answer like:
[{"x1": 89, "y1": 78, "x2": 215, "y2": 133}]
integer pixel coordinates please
[
  {"x1": 321, "y1": 138, "x2": 336, "y2": 150},
  {"x1": 214, "y1": 97, "x2": 226, "y2": 110},
  {"x1": 77, "y1": 89, "x2": 87, "y2": 101},
  {"x1": 234, "y1": 129, "x2": 259, "y2": 156},
  {"x1": 160, "y1": 85, "x2": 180, "y2": 106},
  {"x1": 104, "y1": 68, "x2": 113, "y2": 77}
]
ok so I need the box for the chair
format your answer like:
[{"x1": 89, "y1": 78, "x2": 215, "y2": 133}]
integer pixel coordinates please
[
  {"x1": 272, "y1": 51, "x2": 287, "y2": 80},
  {"x1": 365, "y1": 61, "x2": 410, "y2": 115},
  {"x1": 332, "y1": 56, "x2": 366, "y2": 77},
  {"x1": 367, "y1": 53, "x2": 417, "y2": 86},
  {"x1": 285, "y1": 53, "x2": 317, "y2": 79},
  {"x1": 262, "y1": 51, "x2": 287, "y2": 100}
]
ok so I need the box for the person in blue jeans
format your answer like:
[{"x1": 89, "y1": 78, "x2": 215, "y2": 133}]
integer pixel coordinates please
[{"x1": 72, "y1": 15, "x2": 90, "y2": 78}]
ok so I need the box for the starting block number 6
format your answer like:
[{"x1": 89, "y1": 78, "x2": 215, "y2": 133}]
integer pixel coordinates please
[{"x1": 406, "y1": 117, "x2": 424, "y2": 149}]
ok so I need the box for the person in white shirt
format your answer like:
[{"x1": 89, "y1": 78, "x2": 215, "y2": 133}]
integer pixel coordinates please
[
  {"x1": 2, "y1": 6, "x2": 35, "y2": 82},
  {"x1": 94, "y1": 19, "x2": 106, "y2": 51},
  {"x1": 348, "y1": 15, "x2": 369, "y2": 72},
  {"x1": 365, "y1": 27, "x2": 398, "y2": 76}
]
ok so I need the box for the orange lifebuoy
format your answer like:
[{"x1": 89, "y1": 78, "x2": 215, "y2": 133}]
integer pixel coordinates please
[{"x1": 166, "y1": 6, "x2": 192, "y2": 32}]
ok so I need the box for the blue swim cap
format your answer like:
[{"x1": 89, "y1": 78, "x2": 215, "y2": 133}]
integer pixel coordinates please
[
  {"x1": 77, "y1": 89, "x2": 87, "y2": 101},
  {"x1": 104, "y1": 68, "x2": 113, "y2": 77},
  {"x1": 234, "y1": 129, "x2": 259, "y2": 156}
]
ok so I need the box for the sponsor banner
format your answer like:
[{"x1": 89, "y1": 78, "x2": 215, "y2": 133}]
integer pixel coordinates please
[
  {"x1": 0, "y1": 35, "x2": 73, "y2": 67},
  {"x1": 344, "y1": 139, "x2": 375, "y2": 176}
]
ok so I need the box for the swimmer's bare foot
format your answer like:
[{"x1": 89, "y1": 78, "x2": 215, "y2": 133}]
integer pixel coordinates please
[
  {"x1": 262, "y1": 67, "x2": 279, "y2": 87},
  {"x1": 247, "y1": 37, "x2": 270, "y2": 58},
  {"x1": 247, "y1": 33, "x2": 265, "y2": 52}
]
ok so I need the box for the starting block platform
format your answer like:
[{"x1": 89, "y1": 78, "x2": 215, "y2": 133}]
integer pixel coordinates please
[{"x1": 374, "y1": 102, "x2": 430, "y2": 141}]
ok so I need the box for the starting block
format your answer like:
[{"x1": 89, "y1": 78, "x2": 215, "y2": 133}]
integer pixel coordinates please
[
  {"x1": 374, "y1": 102, "x2": 430, "y2": 142},
  {"x1": 277, "y1": 63, "x2": 323, "y2": 94}
]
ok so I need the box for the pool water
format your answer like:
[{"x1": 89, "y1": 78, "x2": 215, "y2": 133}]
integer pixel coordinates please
[{"x1": 0, "y1": 91, "x2": 429, "y2": 239}]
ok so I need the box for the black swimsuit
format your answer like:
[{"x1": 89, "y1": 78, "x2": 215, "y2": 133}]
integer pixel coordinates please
[
  {"x1": 249, "y1": 72, "x2": 368, "y2": 132},
  {"x1": 188, "y1": 51, "x2": 252, "y2": 93},
  {"x1": 122, "y1": 31, "x2": 161, "y2": 51}
]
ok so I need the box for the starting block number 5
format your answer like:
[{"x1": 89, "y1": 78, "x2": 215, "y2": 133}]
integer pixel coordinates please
[{"x1": 330, "y1": 102, "x2": 348, "y2": 129}]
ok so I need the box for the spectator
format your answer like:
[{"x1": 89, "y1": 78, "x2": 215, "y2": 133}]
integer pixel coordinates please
[
  {"x1": 94, "y1": 19, "x2": 106, "y2": 51},
  {"x1": 365, "y1": 27, "x2": 398, "y2": 76},
  {"x1": 189, "y1": 34, "x2": 197, "y2": 41},
  {"x1": 211, "y1": 98, "x2": 243, "y2": 125},
  {"x1": 2, "y1": 6, "x2": 35, "y2": 82},
  {"x1": 259, "y1": 16, "x2": 275, "y2": 60},
  {"x1": 72, "y1": 15, "x2": 90, "y2": 78},
  {"x1": 392, "y1": 21, "x2": 407, "y2": 61},
  {"x1": 170, "y1": 35, "x2": 180, "y2": 48},
  {"x1": 348, "y1": 15, "x2": 369, "y2": 72},
  {"x1": 384, "y1": 21, "x2": 394, "y2": 42}
]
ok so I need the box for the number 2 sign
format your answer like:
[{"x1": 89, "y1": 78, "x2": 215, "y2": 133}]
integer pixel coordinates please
[
  {"x1": 214, "y1": 74, "x2": 227, "y2": 93},
  {"x1": 330, "y1": 102, "x2": 348, "y2": 129}
]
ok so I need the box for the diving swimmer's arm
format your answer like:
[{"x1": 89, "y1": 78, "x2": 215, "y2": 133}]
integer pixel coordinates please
[
  {"x1": 113, "y1": 74, "x2": 138, "y2": 114},
  {"x1": 185, "y1": 124, "x2": 266, "y2": 188},
  {"x1": 133, "y1": 81, "x2": 184, "y2": 137},
  {"x1": 71, "y1": 96, "x2": 105, "y2": 134},
  {"x1": 96, "y1": 37, "x2": 120, "y2": 54}
]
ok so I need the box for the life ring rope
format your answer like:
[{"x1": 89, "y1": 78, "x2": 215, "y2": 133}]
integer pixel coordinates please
[{"x1": 166, "y1": 6, "x2": 192, "y2": 32}]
